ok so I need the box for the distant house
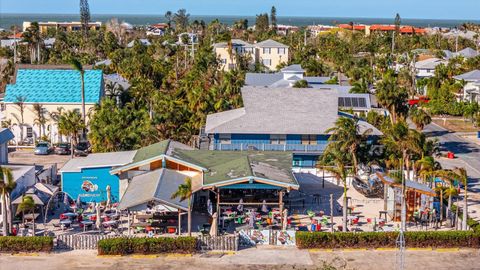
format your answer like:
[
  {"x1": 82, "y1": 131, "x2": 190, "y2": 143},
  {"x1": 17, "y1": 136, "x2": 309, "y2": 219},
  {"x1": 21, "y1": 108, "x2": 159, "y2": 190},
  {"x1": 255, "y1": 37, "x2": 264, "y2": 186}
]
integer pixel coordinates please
[
  {"x1": 443, "y1": 47, "x2": 479, "y2": 60},
  {"x1": 127, "y1": 39, "x2": 151, "y2": 48},
  {"x1": 204, "y1": 86, "x2": 381, "y2": 168},
  {"x1": 213, "y1": 39, "x2": 289, "y2": 71},
  {"x1": 146, "y1": 23, "x2": 169, "y2": 36},
  {"x1": 177, "y1": 33, "x2": 198, "y2": 45},
  {"x1": 414, "y1": 58, "x2": 447, "y2": 78},
  {"x1": 454, "y1": 70, "x2": 480, "y2": 103},
  {"x1": 213, "y1": 39, "x2": 256, "y2": 70},
  {"x1": 23, "y1": 21, "x2": 101, "y2": 33},
  {"x1": 245, "y1": 64, "x2": 374, "y2": 114},
  {"x1": 3, "y1": 65, "x2": 104, "y2": 144}
]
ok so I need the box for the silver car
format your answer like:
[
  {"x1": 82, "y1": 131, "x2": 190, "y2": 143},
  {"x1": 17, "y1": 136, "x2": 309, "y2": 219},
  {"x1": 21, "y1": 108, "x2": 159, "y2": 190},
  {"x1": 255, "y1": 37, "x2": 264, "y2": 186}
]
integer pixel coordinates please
[{"x1": 34, "y1": 142, "x2": 53, "y2": 155}]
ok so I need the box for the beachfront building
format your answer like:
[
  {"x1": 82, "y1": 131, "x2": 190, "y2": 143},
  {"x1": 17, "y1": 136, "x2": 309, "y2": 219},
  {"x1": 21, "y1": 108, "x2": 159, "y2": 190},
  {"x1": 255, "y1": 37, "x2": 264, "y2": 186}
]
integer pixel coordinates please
[
  {"x1": 2, "y1": 65, "x2": 104, "y2": 144},
  {"x1": 204, "y1": 86, "x2": 381, "y2": 168},
  {"x1": 454, "y1": 70, "x2": 480, "y2": 103},
  {"x1": 245, "y1": 64, "x2": 375, "y2": 115},
  {"x1": 213, "y1": 39, "x2": 289, "y2": 71},
  {"x1": 255, "y1": 39, "x2": 289, "y2": 71},
  {"x1": 23, "y1": 21, "x2": 102, "y2": 34},
  {"x1": 146, "y1": 23, "x2": 169, "y2": 36},
  {"x1": 214, "y1": 39, "x2": 256, "y2": 71},
  {"x1": 337, "y1": 23, "x2": 426, "y2": 36}
]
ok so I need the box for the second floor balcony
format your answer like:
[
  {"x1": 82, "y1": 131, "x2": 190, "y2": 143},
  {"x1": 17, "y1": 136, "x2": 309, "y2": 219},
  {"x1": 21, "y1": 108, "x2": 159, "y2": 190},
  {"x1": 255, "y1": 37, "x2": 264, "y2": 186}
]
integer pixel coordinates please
[{"x1": 211, "y1": 142, "x2": 328, "y2": 152}]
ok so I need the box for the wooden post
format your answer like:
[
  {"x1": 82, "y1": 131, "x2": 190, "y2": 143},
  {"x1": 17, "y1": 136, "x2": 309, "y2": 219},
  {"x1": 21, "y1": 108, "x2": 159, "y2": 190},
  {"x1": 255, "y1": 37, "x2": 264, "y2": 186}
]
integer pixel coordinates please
[
  {"x1": 440, "y1": 191, "x2": 444, "y2": 223},
  {"x1": 279, "y1": 190, "x2": 284, "y2": 228},
  {"x1": 216, "y1": 188, "x2": 220, "y2": 233},
  {"x1": 330, "y1": 194, "x2": 334, "y2": 232},
  {"x1": 322, "y1": 169, "x2": 325, "y2": 189},
  {"x1": 178, "y1": 210, "x2": 182, "y2": 235},
  {"x1": 384, "y1": 184, "x2": 388, "y2": 211},
  {"x1": 127, "y1": 211, "x2": 131, "y2": 236}
]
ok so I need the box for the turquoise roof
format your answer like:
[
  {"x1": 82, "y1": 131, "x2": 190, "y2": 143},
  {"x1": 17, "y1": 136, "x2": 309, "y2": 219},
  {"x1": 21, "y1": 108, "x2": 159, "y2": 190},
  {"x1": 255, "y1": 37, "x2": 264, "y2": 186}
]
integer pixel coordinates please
[{"x1": 5, "y1": 69, "x2": 103, "y2": 103}]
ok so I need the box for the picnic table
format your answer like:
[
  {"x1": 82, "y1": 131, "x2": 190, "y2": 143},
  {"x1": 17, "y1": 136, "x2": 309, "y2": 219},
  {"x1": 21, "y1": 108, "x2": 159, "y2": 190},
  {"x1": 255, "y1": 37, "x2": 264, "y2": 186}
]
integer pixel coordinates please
[{"x1": 80, "y1": 220, "x2": 94, "y2": 231}]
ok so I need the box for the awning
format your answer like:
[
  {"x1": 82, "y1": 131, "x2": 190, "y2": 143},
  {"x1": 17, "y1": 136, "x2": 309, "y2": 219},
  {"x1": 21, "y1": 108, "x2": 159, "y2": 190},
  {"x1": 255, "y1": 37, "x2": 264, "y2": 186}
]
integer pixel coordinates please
[{"x1": 375, "y1": 172, "x2": 436, "y2": 196}]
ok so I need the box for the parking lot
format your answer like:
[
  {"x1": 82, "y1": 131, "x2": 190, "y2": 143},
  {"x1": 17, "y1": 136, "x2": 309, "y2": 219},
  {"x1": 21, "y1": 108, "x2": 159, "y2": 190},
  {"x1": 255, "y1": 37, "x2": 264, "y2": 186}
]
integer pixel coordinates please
[{"x1": 8, "y1": 148, "x2": 72, "y2": 169}]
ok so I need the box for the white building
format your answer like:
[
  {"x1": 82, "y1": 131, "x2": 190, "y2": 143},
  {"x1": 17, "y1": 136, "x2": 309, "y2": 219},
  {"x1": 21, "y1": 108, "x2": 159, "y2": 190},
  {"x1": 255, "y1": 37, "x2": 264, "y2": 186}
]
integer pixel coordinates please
[
  {"x1": 414, "y1": 58, "x2": 447, "y2": 78},
  {"x1": 454, "y1": 70, "x2": 480, "y2": 103}
]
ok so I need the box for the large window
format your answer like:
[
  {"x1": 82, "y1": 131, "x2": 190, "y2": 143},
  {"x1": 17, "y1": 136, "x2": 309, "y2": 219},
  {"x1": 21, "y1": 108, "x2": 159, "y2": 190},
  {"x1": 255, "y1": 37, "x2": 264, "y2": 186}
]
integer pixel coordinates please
[
  {"x1": 301, "y1": 135, "x2": 317, "y2": 145},
  {"x1": 218, "y1": 134, "x2": 231, "y2": 144},
  {"x1": 262, "y1": 59, "x2": 272, "y2": 66},
  {"x1": 263, "y1": 48, "x2": 271, "y2": 54},
  {"x1": 270, "y1": 134, "x2": 286, "y2": 145},
  {"x1": 26, "y1": 127, "x2": 33, "y2": 138},
  {"x1": 278, "y1": 48, "x2": 286, "y2": 54}
]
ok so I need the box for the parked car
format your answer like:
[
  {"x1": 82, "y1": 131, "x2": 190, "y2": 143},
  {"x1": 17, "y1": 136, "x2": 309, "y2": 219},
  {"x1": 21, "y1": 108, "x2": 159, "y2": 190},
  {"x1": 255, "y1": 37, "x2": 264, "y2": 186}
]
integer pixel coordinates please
[
  {"x1": 74, "y1": 141, "x2": 91, "y2": 157},
  {"x1": 54, "y1": 143, "x2": 71, "y2": 155},
  {"x1": 34, "y1": 142, "x2": 53, "y2": 155}
]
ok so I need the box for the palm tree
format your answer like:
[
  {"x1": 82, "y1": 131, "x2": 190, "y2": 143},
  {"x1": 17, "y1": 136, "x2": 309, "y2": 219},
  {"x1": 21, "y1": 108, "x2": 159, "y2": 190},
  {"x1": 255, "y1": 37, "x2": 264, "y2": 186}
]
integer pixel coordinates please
[
  {"x1": 69, "y1": 58, "x2": 86, "y2": 132},
  {"x1": 0, "y1": 166, "x2": 15, "y2": 236},
  {"x1": 326, "y1": 117, "x2": 371, "y2": 175},
  {"x1": 22, "y1": 22, "x2": 42, "y2": 63},
  {"x1": 58, "y1": 110, "x2": 85, "y2": 158},
  {"x1": 17, "y1": 196, "x2": 36, "y2": 235},
  {"x1": 409, "y1": 107, "x2": 432, "y2": 131},
  {"x1": 170, "y1": 177, "x2": 192, "y2": 236},
  {"x1": 437, "y1": 167, "x2": 468, "y2": 230},
  {"x1": 375, "y1": 70, "x2": 408, "y2": 124},
  {"x1": 32, "y1": 103, "x2": 47, "y2": 139},
  {"x1": 12, "y1": 96, "x2": 27, "y2": 143},
  {"x1": 320, "y1": 143, "x2": 351, "y2": 232},
  {"x1": 49, "y1": 107, "x2": 65, "y2": 142},
  {"x1": 349, "y1": 79, "x2": 369, "y2": 94}
]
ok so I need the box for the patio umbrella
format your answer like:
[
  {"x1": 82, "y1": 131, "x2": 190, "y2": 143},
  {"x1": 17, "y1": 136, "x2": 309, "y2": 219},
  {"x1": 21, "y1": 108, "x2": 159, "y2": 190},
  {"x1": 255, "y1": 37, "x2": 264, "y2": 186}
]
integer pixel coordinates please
[
  {"x1": 106, "y1": 185, "x2": 111, "y2": 208},
  {"x1": 210, "y1": 212, "x2": 218, "y2": 237},
  {"x1": 207, "y1": 199, "x2": 213, "y2": 216},
  {"x1": 237, "y1": 199, "x2": 244, "y2": 213},
  {"x1": 282, "y1": 209, "x2": 288, "y2": 231},
  {"x1": 261, "y1": 200, "x2": 268, "y2": 213},
  {"x1": 95, "y1": 203, "x2": 102, "y2": 230}
]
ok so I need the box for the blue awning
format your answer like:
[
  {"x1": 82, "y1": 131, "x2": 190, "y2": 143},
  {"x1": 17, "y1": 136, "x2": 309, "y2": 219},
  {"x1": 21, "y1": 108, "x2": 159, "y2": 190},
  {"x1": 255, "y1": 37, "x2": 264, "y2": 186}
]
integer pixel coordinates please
[{"x1": 219, "y1": 183, "x2": 283, "y2": 190}]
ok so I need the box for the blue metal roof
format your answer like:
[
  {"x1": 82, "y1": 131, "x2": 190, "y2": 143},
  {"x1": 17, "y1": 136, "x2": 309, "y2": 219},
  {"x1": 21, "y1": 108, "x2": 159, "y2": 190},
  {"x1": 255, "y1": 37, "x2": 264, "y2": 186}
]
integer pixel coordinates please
[
  {"x1": 0, "y1": 128, "x2": 14, "y2": 144},
  {"x1": 5, "y1": 69, "x2": 103, "y2": 103}
]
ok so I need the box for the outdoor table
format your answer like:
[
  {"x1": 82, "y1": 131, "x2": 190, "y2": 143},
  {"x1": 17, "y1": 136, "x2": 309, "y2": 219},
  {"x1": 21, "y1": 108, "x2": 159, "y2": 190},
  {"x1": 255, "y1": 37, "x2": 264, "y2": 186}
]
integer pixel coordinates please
[
  {"x1": 60, "y1": 219, "x2": 72, "y2": 230},
  {"x1": 81, "y1": 220, "x2": 94, "y2": 231},
  {"x1": 103, "y1": 220, "x2": 118, "y2": 228},
  {"x1": 379, "y1": 211, "x2": 388, "y2": 220}
]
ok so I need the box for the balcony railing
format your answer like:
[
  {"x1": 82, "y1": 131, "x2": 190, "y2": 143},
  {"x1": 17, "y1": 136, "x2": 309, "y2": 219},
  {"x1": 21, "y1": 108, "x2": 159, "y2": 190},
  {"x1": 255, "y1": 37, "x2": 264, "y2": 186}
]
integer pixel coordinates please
[{"x1": 212, "y1": 143, "x2": 328, "y2": 152}]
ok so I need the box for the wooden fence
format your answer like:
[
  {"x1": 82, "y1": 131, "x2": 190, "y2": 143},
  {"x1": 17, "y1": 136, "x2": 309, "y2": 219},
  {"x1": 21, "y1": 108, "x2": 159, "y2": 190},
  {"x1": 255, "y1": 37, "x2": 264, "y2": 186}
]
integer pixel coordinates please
[
  {"x1": 55, "y1": 234, "x2": 239, "y2": 251},
  {"x1": 197, "y1": 235, "x2": 239, "y2": 251}
]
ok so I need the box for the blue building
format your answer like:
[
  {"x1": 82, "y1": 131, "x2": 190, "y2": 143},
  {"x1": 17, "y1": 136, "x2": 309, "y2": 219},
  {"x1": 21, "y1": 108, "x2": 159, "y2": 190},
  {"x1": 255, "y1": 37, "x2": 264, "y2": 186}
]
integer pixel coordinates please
[{"x1": 204, "y1": 86, "x2": 381, "y2": 168}]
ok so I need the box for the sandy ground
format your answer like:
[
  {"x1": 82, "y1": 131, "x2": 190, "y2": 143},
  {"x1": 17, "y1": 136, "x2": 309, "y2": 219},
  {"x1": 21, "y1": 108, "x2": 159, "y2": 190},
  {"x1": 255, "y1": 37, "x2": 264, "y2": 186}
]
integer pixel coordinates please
[{"x1": 0, "y1": 247, "x2": 478, "y2": 270}]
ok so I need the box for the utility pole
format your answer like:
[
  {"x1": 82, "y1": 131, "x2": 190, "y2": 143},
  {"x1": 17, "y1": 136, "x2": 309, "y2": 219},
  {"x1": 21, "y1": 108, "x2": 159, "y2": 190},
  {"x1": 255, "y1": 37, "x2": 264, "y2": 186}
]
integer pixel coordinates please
[
  {"x1": 330, "y1": 194, "x2": 334, "y2": 232},
  {"x1": 396, "y1": 159, "x2": 406, "y2": 270}
]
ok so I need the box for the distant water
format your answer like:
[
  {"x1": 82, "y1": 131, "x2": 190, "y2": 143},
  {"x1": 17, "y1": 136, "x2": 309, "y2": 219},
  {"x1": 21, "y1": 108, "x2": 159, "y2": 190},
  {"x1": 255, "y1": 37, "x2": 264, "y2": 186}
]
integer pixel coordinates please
[{"x1": 1, "y1": 13, "x2": 479, "y2": 29}]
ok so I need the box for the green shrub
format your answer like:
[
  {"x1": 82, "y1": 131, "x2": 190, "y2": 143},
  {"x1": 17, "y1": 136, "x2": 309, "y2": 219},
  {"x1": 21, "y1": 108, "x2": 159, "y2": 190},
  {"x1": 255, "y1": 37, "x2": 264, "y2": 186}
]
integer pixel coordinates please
[
  {"x1": 98, "y1": 237, "x2": 197, "y2": 255},
  {"x1": 0, "y1": 236, "x2": 53, "y2": 253},
  {"x1": 296, "y1": 231, "x2": 480, "y2": 249}
]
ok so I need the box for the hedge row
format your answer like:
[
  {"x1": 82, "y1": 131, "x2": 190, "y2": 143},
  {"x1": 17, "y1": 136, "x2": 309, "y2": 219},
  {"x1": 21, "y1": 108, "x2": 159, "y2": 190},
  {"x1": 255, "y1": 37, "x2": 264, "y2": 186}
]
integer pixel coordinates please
[
  {"x1": 98, "y1": 237, "x2": 197, "y2": 255},
  {"x1": 296, "y1": 231, "x2": 480, "y2": 249},
  {"x1": 0, "y1": 236, "x2": 53, "y2": 252}
]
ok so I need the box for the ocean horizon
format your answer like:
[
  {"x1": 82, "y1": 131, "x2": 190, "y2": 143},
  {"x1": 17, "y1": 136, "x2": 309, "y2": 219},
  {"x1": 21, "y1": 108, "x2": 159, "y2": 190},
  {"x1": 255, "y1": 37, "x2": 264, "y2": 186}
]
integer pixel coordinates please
[{"x1": 1, "y1": 13, "x2": 479, "y2": 29}]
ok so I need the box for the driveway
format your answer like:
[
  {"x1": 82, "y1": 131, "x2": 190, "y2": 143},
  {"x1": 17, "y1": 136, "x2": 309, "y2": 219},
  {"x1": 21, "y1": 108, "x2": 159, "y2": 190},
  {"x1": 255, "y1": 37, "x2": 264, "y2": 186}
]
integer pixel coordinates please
[
  {"x1": 423, "y1": 123, "x2": 480, "y2": 221},
  {"x1": 8, "y1": 148, "x2": 71, "y2": 168}
]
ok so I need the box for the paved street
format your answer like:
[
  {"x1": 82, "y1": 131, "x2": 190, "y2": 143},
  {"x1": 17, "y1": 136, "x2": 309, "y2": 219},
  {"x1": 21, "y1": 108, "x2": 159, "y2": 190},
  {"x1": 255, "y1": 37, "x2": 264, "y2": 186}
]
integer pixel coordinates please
[
  {"x1": 0, "y1": 248, "x2": 478, "y2": 270},
  {"x1": 424, "y1": 123, "x2": 480, "y2": 221}
]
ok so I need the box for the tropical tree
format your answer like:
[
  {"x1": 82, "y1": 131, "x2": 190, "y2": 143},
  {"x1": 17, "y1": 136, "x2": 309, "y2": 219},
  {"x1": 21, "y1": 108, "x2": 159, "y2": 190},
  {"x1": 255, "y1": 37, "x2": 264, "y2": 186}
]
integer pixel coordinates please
[
  {"x1": 375, "y1": 70, "x2": 408, "y2": 124},
  {"x1": 173, "y1": 9, "x2": 190, "y2": 32},
  {"x1": 0, "y1": 166, "x2": 15, "y2": 236},
  {"x1": 326, "y1": 117, "x2": 371, "y2": 175},
  {"x1": 292, "y1": 80, "x2": 309, "y2": 88},
  {"x1": 32, "y1": 103, "x2": 47, "y2": 139},
  {"x1": 349, "y1": 78, "x2": 369, "y2": 94},
  {"x1": 58, "y1": 110, "x2": 85, "y2": 158},
  {"x1": 165, "y1": 11, "x2": 173, "y2": 29},
  {"x1": 409, "y1": 107, "x2": 432, "y2": 131},
  {"x1": 170, "y1": 177, "x2": 192, "y2": 236},
  {"x1": 17, "y1": 196, "x2": 36, "y2": 235},
  {"x1": 49, "y1": 107, "x2": 65, "y2": 142},
  {"x1": 437, "y1": 167, "x2": 469, "y2": 230},
  {"x1": 320, "y1": 143, "x2": 352, "y2": 232},
  {"x1": 12, "y1": 96, "x2": 27, "y2": 143},
  {"x1": 69, "y1": 58, "x2": 86, "y2": 129},
  {"x1": 22, "y1": 22, "x2": 42, "y2": 63}
]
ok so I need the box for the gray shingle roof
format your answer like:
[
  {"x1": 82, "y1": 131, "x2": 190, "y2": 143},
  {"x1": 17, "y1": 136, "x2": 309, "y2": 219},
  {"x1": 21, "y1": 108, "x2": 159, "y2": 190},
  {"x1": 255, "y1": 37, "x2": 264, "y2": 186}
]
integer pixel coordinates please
[
  {"x1": 281, "y1": 64, "x2": 304, "y2": 72},
  {"x1": 255, "y1": 39, "x2": 288, "y2": 48},
  {"x1": 118, "y1": 169, "x2": 189, "y2": 211},
  {"x1": 456, "y1": 47, "x2": 479, "y2": 59},
  {"x1": 453, "y1": 70, "x2": 480, "y2": 82},
  {"x1": 205, "y1": 87, "x2": 339, "y2": 134},
  {"x1": 60, "y1": 151, "x2": 136, "y2": 173},
  {"x1": 245, "y1": 73, "x2": 283, "y2": 86},
  {"x1": 213, "y1": 39, "x2": 254, "y2": 48},
  {"x1": 415, "y1": 58, "x2": 447, "y2": 70}
]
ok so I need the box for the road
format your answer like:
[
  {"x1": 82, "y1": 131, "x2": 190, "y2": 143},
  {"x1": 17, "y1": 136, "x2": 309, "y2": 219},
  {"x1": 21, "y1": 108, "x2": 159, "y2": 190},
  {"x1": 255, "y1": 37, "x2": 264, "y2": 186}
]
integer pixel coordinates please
[{"x1": 424, "y1": 123, "x2": 480, "y2": 221}]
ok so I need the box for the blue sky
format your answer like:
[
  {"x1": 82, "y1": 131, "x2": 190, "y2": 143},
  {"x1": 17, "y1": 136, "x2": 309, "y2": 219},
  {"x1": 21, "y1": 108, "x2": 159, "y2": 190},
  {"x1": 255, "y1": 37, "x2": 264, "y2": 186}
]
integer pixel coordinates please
[{"x1": 1, "y1": 0, "x2": 478, "y2": 20}]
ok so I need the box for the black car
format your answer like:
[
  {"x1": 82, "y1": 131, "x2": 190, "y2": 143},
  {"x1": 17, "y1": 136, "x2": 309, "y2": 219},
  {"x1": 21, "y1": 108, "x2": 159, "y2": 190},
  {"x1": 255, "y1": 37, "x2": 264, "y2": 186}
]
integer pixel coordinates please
[
  {"x1": 54, "y1": 143, "x2": 71, "y2": 155},
  {"x1": 74, "y1": 141, "x2": 91, "y2": 157}
]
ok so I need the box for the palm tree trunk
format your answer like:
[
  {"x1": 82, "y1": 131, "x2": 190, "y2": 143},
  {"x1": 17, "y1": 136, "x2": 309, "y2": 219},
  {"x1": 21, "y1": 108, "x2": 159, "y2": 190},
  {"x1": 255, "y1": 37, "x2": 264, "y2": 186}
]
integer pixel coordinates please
[
  {"x1": 352, "y1": 152, "x2": 358, "y2": 175},
  {"x1": 187, "y1": 197, "x2": 191, "y2": 236},
  {"x1": 80, "y1": 75, "x2": 86, "y2": 139},
  {"x1": 342, "y1": 182, "x2": 348, "y2": 232},
  {"x1": 6, "y1": 194, "x2": 12, "y2": 234},
  {"x1": 70, "y1": 137, "x2": 74, "y2": 158},
  {"x1": 463, "y1": 186, "x2": 468, "y2": 230},
  {"x1": 1, "y1": 192, "x2": 8, "y2": 236},
  {"x1": 448, "y1": 194, "x2": 452, "y2": 225}
]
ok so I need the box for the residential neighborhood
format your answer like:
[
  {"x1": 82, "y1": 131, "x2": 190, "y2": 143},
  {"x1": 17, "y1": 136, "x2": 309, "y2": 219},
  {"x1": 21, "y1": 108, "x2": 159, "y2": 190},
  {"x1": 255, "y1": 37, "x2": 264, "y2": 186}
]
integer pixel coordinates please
[{"x1": 0, "y1": 0, "x2": 480, "y2": 269}]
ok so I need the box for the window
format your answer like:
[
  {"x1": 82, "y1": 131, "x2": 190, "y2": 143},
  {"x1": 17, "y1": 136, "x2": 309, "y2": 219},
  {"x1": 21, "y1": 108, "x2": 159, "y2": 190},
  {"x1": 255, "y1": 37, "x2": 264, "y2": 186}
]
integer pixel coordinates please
[
  {"x1": 263, "y1": 48, "x2": 271, "y2": 54},
  {"x1": 245, "y1": 48, "x2": 254, "y2": 54},
  {"x1": 26, "y1": 127, "x2": 33, "y2": 138},
  {"x1": 301, "y1": 135, "x2": 317, "y2": 145},
  {"x1": 218, "y1": 134, "x2": 231, "y2": 144},
  {"x1": 221, "y1": 58, "x2": 227, "y2": 64},
  {"x1": 262, "y1": 59, "x2": 272, "y2": 66},
  {"x1": 270, "y1": 134, "x2": 286, "y2": 145},
  {"x1": 278, "y1": 48, "x2": 286, "y2": 54}
]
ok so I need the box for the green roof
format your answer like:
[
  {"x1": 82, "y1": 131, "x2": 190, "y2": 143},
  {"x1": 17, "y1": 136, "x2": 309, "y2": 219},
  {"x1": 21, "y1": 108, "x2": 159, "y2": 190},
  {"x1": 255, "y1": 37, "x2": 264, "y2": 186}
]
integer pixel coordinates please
[
  {"x1": 132, "y1": 140, "x2": 170, "y2": 164},
  {"x1": 171, "y1": 150, "x2": 298, "y2": 187}
]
